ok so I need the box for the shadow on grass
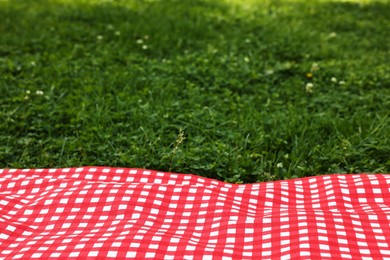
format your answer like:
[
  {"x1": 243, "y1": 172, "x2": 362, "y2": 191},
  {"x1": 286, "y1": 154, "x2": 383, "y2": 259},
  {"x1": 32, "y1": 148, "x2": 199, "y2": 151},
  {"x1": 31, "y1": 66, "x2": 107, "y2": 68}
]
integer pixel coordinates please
[{"x1": 0, "y1": 0, "x2": 234, "y2": 57}]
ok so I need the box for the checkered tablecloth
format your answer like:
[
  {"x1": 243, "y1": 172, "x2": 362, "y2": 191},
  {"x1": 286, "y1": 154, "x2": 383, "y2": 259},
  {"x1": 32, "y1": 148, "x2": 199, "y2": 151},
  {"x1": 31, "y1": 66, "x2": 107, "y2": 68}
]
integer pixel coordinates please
[{"x1": 1, "y1": 167, "x2": 390, "y2": 259}]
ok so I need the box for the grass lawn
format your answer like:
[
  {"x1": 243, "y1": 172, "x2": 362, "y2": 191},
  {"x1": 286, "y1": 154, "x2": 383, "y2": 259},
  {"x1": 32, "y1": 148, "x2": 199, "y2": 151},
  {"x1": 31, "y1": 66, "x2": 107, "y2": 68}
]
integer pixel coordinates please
[{"x1": 1, "y1": 0, "x2": 389, "y2": 183}]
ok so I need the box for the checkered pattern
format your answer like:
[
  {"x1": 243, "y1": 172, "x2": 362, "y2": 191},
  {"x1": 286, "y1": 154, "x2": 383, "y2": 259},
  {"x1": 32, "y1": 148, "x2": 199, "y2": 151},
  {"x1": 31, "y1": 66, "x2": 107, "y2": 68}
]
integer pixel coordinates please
[{"x1": 1, "y1": 167, "x2": 390, "y2": 259}]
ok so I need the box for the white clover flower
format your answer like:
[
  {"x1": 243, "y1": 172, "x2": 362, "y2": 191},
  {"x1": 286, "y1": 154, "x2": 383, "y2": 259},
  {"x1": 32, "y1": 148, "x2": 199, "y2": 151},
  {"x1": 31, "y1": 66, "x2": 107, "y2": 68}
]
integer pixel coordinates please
[
  {"x1": 26, "y1": 90, "x2": 31, "y2": 94},
  {"x1": 244, "y1": 57, "x2": 250, "y2": 63},
  {"x1": 311, "y1": 63, "x2": 319, "y2": 72},
  {"x1": 276, "y1": 162, "x2": 283, "y2": 168},
  {"x1": 30, "y1": 61, "x2": 36, "y2": 66},
  {"x1": 96, "y1": 35, "x2": 103, "y2": 40},
  {"x1": 136, "y1": 39, "x2": 143, "y2": 44},
  {"x1": 36, "y1": 90, "x2": 44, "y2": 95},
  {"x1": 305, "y1": 83, "x2": 314, "y2": 93},
  {"x1": 265, "y1": 69, "x2": 274, "y2": 75},
  {"x1": 142, "y1": 45, "x2": 148, "y2": 50},
  {"x1": 331, "y1": 77, "x2": 337, "y2": 83},
  {"x1": 328, "y1": 32, "x2": 337, "y2": 38},
  {"x1": 339, "y1": 81, "x2": 346, "y2": 85}
]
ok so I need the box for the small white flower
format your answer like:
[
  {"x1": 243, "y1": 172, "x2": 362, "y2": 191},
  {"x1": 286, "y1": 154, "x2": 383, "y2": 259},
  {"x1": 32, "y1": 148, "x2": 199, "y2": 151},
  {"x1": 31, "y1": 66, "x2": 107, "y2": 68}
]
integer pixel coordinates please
[
  {"x1": 265, "y1": 69, "x2": 274, "y2": 75},
  {"x1": 331, "y1": 77, "x2": 337, "y2": 83},
  {"x1": 305, "y1": 83, "x2": 314, "y2": 93},
  {"x1": 30, "y1": 61, "x2": 36, "y2": 66},
  {"x1": 36, "y1": 90, "x2": 44, "y2": 95},
  {"x1": 142, "y1": 45, "x2": 148, "y2": 50},
  {"x1": 114, "y1": 31, "x2": 121, "y2": 36},
  {"x1": 26, "y1": 90, "x2": 31, "y2": 94},
  {"x1": 97, "y1": 35, "x2": 103, "y2": 40},
  {"x1": 311, "y1": 63, "x2": 319, "y2": 72},
  {"x1": 106, "y1": 24, "x2": 114, "y2": 30},
  {"x1": 244, "y1": 57, "x2": 250, "y2": 63},
  {"x1": 328, "y1": 32, "x2": 337, "y2": 38},
  {"x1": 136, "y1": 39, "x2": 143, "y2": 44},
  {"x1": 276, "y1": 162, "x2": 283, "y2": 168},
  {"x1": 339, "y1": 81, "x2": 346, "y2": 85}
]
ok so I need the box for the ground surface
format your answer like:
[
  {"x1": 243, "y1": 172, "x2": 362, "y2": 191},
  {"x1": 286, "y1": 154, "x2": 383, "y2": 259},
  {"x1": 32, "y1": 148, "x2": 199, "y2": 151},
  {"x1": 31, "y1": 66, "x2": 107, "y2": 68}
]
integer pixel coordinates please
[{"x1": 1, "y1": 0, "x2": 389, "y2": 183}]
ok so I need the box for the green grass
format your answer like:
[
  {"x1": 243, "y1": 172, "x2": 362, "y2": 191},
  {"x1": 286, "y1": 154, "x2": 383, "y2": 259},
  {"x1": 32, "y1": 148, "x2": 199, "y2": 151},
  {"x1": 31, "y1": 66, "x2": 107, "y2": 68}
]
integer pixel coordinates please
[{"x1": 1, "y1": 0, "x2": 390, "y2": 183}]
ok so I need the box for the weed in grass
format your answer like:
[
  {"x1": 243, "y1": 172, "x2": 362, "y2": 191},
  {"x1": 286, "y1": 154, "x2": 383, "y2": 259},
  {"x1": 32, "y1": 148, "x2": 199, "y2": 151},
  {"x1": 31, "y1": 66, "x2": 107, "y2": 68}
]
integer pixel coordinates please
[{"x1": 169, "y1": 129, "x2": 186, "y2": 172}]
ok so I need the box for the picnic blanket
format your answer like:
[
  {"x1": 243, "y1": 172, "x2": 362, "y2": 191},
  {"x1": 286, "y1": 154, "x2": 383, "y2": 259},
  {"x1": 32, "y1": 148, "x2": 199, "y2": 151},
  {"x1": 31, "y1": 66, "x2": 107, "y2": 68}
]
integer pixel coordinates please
[{"x1": 1, "y1": 167, "x2": 390, "y2": 259}]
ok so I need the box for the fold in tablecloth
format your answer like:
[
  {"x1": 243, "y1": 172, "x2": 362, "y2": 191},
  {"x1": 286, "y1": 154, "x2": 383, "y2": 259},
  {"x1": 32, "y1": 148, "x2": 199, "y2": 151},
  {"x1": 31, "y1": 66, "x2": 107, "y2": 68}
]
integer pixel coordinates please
[{"x1": 1, "y1": 167, "x2": 390, "y2": 259}]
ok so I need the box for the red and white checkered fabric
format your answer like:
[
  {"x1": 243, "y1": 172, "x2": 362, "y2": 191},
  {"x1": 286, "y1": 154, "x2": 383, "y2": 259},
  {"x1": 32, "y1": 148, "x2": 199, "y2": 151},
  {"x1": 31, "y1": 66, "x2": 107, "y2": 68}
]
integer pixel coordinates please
[{"x1": 1, "y1": 167, "x2": 390, "y2": 259}]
